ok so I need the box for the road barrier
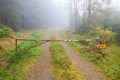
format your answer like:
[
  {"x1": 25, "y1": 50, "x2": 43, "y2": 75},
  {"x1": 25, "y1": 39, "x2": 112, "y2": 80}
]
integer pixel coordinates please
[
  {"x1": 15, "y1": 38, "x2": 106, "y2": 53},
  {"x1": 15, "y1": 39, "x2": 84, "y2": 54}
]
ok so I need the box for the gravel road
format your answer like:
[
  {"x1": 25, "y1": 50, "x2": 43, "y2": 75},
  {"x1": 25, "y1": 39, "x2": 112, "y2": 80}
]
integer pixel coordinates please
[
  {"x1": 26, "y1": 30, "x2": 106, "y2": 80},
  {"x1": 55, "y1": 32, "x2": 106, "y2": 80},
  {"x1": 26, "y1": 32, "x2": 54, "y2": 80}
]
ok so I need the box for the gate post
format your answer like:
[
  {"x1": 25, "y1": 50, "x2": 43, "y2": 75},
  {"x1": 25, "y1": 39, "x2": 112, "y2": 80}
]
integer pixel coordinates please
[{"x1": 15, "y1": 39, "x2": 18, "y2": 54}]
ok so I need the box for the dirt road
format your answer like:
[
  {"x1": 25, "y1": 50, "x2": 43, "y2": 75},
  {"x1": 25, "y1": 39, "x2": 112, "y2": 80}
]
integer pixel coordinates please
[
  {"x1": 55, "y1": 32, "x2": 106, "y2": 80},
  {"x1": 26, "y1": 30, "x2": 106, "y2": 80},
  {"x1": 26, "y1": 32, "x2": 54, "y2": 80}
]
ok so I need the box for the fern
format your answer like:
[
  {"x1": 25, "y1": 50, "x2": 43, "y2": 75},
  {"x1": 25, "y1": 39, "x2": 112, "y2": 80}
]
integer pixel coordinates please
[{"x1": 0, "y1": 25, "x2": 13, "y2": 37}]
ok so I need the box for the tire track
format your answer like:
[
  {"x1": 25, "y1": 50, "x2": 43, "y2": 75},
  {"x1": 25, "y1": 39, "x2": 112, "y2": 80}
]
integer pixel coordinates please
[
  {"x1": 55, "y1": 32, "x2": 106, "y2": 80},
  {"x1": 26, "y1": 32, "x2": 54, "y2": 80}
]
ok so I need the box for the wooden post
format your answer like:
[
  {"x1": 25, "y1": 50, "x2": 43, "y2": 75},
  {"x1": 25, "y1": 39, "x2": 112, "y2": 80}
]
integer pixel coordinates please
[{"x1": 15, "y1": 39, "x2": 18, "y2": 54}]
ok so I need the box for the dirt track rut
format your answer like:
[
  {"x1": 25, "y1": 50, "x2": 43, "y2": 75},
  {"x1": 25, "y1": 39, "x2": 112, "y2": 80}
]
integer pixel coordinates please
[
  {"x1": 26, "y1": 32, "x2": 54, "y2": 80},
  {"x1": 55, "y1": 32, "x2": 106, "y2": 80}
]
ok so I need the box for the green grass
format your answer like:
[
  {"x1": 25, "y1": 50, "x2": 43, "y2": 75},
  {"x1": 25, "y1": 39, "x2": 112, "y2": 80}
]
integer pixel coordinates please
[
  {"x1": 50, "y1": 42, "x2": 82, "y2": 80},
  {"x1": 0, "y1": 30, "x2": 45, "y2": 80},
  {"x1": 0, "y1": 25, "x2": 13, "y2": 37},
  {"x1": 6, "y1": 46, "x2": 42, "y2": 80},
  {"x1": 96, "y1": 45, "x2": 120, "y2": 80},
  {"x1": 60, "y1": 31, "x2": 120, "y2": 80}
]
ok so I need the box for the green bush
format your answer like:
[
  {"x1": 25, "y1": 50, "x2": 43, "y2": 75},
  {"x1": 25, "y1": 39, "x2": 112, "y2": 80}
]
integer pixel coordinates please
[
  {"x1": 90, "y1": 25, "x2": 115, "y2": 44},
  {"x1": 0, "y1": 25, "x2": 13, "y2": 37}
]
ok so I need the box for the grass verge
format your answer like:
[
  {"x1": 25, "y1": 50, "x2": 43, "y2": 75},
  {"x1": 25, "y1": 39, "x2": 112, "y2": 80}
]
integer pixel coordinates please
[
  {"x1": 49, "y1": 42, "x2": 83, "y2": 80},
  {"x1": 60, "y1": 31, "x2": 120, "y2": 80},
  {"x1": 0, "y1": 30, "x2": 45, "y2": 80}
]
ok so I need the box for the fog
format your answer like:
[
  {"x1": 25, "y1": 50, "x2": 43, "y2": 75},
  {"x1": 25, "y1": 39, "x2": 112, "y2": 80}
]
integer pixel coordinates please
[
  {"x1": 0, "y1": 0, "x2": 120, "y2": 30},
  {"x1": 21, "y1": 0, "x2": 119, "y2": 28},
  {"x1": 21, "y1": 0, "x2": 69, "y2": 28}
]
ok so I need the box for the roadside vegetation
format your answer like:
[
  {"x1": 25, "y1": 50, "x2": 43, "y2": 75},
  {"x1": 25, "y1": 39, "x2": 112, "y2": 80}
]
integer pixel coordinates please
[
  {"x1": 0, "y1": 25, "x2": 13, "y2": 37},
  {"x1": 0, "y1": 28, "x2": 45, "y2": 80},
  {"x1": 60, "y1": 28, "x2": 120, "y2": 80},
  {"x1": 63, "y1": 1, "x2": 120, "y2": 79}
]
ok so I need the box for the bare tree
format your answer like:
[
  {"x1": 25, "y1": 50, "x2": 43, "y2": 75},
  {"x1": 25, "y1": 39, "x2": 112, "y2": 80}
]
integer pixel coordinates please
[{"x1": 69, "y1": 0, "x2": 79, "y2": 32}]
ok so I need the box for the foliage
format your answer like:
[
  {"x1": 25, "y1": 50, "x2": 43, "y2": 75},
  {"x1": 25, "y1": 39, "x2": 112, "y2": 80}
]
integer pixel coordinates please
[
  {"x1": 76, "y1": 1, "x2": 120, "y2": 45},
  {"x1": 0, "y1": 25, "x2": 13, "y2": 37},
  {"x1": 90, "y1": 26, "x2": 115, "y2": 44},
  {"x1": 0, "y1": 30, "x2": 45, "y2": 80}
]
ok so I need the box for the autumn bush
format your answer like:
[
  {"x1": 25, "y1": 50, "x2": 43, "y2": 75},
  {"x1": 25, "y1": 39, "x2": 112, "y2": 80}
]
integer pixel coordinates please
[{"x1": 90, "y1": 25, "x2": 115, "y2": 44}]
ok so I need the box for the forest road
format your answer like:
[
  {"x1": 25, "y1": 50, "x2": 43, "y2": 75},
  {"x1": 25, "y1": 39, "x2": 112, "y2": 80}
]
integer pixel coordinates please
[
  {"x1": 26, "y1": 30, "x2": 107, "y2": 80},
  {"x1": 55, "y1": 32, "x2": 107, "y2": 80},
  {"x1": 26, "y1": 32, "x2": 54, "y2": 80}
]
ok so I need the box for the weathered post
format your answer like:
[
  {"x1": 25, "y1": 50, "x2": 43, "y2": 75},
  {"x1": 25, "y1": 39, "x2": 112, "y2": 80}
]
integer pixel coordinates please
[{"x1": 15, "y1": 39, "x2": 18, "y2": 54}]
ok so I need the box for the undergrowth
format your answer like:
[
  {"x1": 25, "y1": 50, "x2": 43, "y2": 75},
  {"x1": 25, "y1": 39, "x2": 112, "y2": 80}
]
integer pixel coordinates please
[{"x1": 0, "y1": 25, "x2": 13, "y2": 37}]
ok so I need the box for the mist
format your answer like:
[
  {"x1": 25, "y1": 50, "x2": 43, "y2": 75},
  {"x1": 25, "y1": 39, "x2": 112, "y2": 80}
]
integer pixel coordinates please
[
  {"x1": 20, "y1": 0, "x2": 68, "y2": 28},
  {"x1": 21, "y1": 0, "x2": 120, "y2": 29},
  {"x1": 0, "y1": 0, "x2": 120, "y2": 30}
]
